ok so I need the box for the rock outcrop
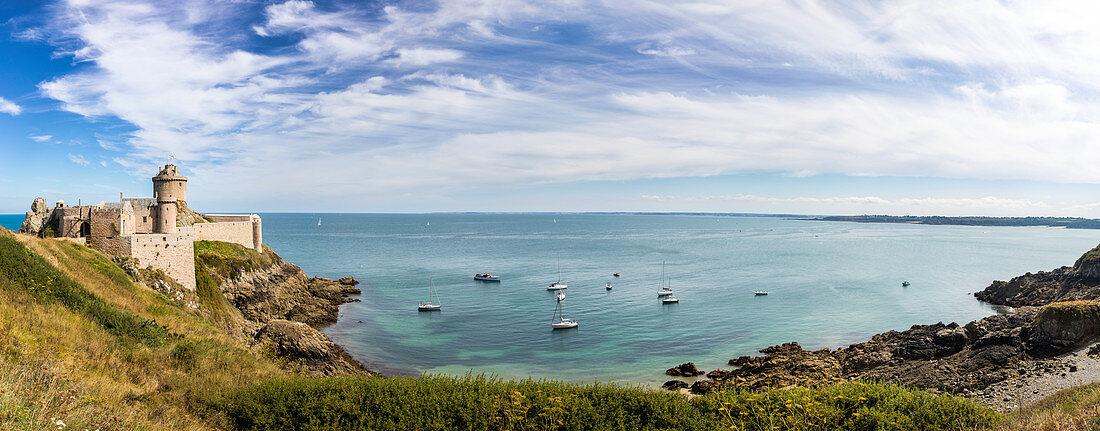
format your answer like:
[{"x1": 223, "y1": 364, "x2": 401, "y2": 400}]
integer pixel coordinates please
[
  {"x1": 975, "y1": 244, "x2": 1100, "y2": 306},
  {"x1": 253, "y1": 320, "x2": 365, "y2": 376},
  {"x1": 218, "y1": 261, "x2": 363, "y2": 326},
  {"x1": 191, "y1": 241, "x2": 368, "y2": 376},
  {"x1": 19, "y1": 197, "x2": 53, "y2": 236}
]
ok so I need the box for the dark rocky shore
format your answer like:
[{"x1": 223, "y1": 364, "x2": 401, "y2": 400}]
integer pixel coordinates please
[{"x1": 664, "y1": 243, "x2": 1100, "y2": 411}]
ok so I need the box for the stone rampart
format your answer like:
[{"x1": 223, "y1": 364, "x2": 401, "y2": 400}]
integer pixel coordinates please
[
  {"x1": 122, "y1": 231, "x2": 196, "y2": 290},
  {"x1": 196, "y1": 215, "x2": 262, "y2": 251}
]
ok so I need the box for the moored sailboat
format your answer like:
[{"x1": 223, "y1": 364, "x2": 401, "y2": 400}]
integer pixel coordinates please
[
  {"x1": 551, "y1": 291, "x2": 578, "y2": 329},
  {"x1": 417, "y1": 277, "x2": 442, "y2": 311}
]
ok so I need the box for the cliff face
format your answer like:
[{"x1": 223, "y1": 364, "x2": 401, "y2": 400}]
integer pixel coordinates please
[
  {"x1": 193, "y1": 241, "x2": 367, "y2": 376},
  {"x1": 974, "y1": 244, "x2": 1100, "y2": 306}
]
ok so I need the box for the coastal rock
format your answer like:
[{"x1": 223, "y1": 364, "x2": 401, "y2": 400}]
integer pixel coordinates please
[
  {"x1": 253, "y1": 320, "x2": 366, "y2": 376},
  {"x1": 338, "y1": 277, "x2": 360, "y2": 286},
  {"x1": 212, "y1": 256, "x2": 362, "y2": 327},
  {"x1": 665, "y1": 362, "x2": 704, "y2": 377},
  {"x1": 662, "y1": 380, "x2": 689, "y2": 390},
  {"x1": 18, "y1": 197, "x2": 53, "y2": 236},
  {"x1": 689, "y1": 379, "x2": 717, "y2": 395}
]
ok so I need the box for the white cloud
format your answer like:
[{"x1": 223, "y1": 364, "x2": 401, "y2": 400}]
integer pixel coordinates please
[
  {"x1": 386, "y1": 48, "x2": 464, "y2": 67},
  {"x1": 67, "y1": 153, "x2": 90, "y2": 166},
  {"x1": 29, "y1": 135, "x2": 53, "y2": 142},
  {"x1": 27, "y1": 0, "x2": 1100, "y2": 212},
  {"x1": 0, "y1": 97, "x2": 21, "y2": 115}
]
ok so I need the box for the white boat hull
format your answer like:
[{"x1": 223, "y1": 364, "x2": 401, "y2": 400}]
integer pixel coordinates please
[
  {"x1": 552, "y1": 320, "x2": 578, "y2": 329},
  {"x1": 657, "y1": 290, "x2": 673, "y2": 296},
  {"x1": 662, "y1": 297, "x2": 679, "y2": 303},
  {"x1": 547, "y1": 283, "x2": 568, "y2": 290},
  {"x1": 418, "y1": 304, "x2": 442, "y2": 311}
]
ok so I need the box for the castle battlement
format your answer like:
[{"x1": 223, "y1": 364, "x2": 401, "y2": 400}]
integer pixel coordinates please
[{"x1": 18, "y1": 164, "x2": 261, "y2": 291}]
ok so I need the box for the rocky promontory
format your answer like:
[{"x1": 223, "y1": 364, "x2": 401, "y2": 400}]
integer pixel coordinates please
[{"x1": 666, "y1": 242, "x2": 1100, "y2": 409}]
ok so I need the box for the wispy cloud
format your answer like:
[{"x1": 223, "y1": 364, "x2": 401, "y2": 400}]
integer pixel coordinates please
[
  {"x1": 29, "y1": 134, "x2": 53, "y2": 142},
  {"x1": 0, "y1": 97, "x2": 21, "y2": 115},
  {"x1": 67, "y1": 153, "x2": 90, "y2": 166}
]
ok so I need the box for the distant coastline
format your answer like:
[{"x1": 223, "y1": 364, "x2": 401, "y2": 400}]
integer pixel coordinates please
[{"x1": 807, "y1": 215, "x2": 1100, "y2": 229}]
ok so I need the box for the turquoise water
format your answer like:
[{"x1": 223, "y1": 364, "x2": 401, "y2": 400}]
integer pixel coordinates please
[{"x1": 256, "y1": 213, "x2": 1100, "y2": 385}]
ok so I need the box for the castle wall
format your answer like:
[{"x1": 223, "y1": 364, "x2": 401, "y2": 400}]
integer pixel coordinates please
[
  {"x1": 88, "y1": 208, "x2": 123, "y2": 256},
  {"x1": 194, "y1": 216, "x2": 262, "y2": 251},
  {"x1": 122, "y1": 231, "x2": 196, "y2": 290},
  {"x1": 132, "y1": 205, "x2": 154, "y2": 233}
]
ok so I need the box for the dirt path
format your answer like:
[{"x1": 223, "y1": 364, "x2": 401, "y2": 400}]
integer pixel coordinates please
[{"x1": 974, "y1": 343, "x2": 1100, "y2": 413}]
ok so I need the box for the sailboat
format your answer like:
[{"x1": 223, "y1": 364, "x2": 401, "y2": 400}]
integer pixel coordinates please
[
  {"x1": 417, "y1": 277, "x2": 442, "y2": 311},
  {"x1": 551, "y1": 291, "x2": 578, "y2": 329},
  {"x1": 662, "y1": 279, "x2": 679, "y2": 303},
  {"x1": 317, "y1": 216, "x2": 322, "y2": 227},
  {"x1": 547, "y1": 253, "x2": 568, "y2": 290},
  {"x1": 426, "y1": 221, "x2": 430, "y2": 226},
  {"x1": 656, "y1": 262, "x2": 673, "y2": 296}
]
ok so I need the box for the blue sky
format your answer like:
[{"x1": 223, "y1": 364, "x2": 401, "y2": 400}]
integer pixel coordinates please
[{"x1": 2, "y1": 0, "x2": 1100, "y2": 216}]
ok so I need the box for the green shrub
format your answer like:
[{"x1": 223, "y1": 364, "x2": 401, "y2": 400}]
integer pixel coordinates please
[
  {"x1": 194, "y1": 241, "x2": 277, "y2": 281},
  {"x1": 219, "y1": 375, "x2": 999, "y2": 431}
]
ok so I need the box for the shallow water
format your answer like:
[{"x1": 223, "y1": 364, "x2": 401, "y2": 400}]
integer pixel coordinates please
[{"x1": 254, "y1": 213, "x2": 1100, "y2": 385}]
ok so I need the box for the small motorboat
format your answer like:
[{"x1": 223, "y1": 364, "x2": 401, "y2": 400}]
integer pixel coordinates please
[
  {"x1": 605, "y1": 283, "x2": 613, "y2": 290},
  {"x1": 902, "y1": 281, "x2": 911, "y2": 287},
  {"x1": 662, "y1": 295, "x2": 679, "y2": 303},
  {"x1": 613, "y1": 273, "x2": 620, "y2": 277},
  {"x1": 474, "y1": 273, "x2": 501, "y2": 281},
  {"x1": 754, "y1": 290, "x2": 769, "y2": 296}
]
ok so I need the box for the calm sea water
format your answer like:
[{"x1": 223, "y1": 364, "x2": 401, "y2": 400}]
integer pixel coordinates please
[
  {"x1": 5, "y1": 213, "x2": 1098, "y2": 385},
  {"x1": 257, "y1": 213, "x2": 1100, "y2": 386}
]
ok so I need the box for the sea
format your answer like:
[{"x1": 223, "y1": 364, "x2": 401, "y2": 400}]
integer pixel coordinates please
[{"x1": 4, "y1": 213, "x2": 1098, "y2": 386}]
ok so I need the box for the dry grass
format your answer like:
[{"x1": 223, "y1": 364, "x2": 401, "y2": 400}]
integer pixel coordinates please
[
  {"x1": 996, "y1": 382, "x2": 1100, "y2": 431},
  {"x1": 0, "y1": 231, "x2": 292, "y2": 430}
]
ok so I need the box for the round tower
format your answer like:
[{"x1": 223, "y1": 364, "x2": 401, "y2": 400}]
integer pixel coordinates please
[
  {"x1": 155, "y1": 196, "x2": 177, "y2": 234},
  {"x1": 152, "y1": 164, "x2": 188, "y2": 203}
]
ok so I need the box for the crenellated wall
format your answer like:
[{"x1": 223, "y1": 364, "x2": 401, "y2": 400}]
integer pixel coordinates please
[{"x1": 122, "y1": 231, "x2": 196, "y2": 290}]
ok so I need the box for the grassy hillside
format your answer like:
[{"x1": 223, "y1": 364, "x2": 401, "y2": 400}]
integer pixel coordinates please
[
  {"x1": 3, "y1": 229, "x2": 1088, "y2": 431},
  {"x1": 0, "y1": 230, "x2": 291, "y2": 430}
]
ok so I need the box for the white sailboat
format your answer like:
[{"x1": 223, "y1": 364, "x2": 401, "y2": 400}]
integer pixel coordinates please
[
  {"x1": 656, "y1": 261, "x2": 673, "y2": 296},
  {"x1": 551, "y1": 291, "x2": 578, "y2": 329},
  {"x1": 547, "y1": 253, "x2": 568, "y2": 290},
  {"x1": 317, "y1": 216, "x2": 322, "y2": 227},
  {"x1": 417, "y1": 277, "x2": 442, "y2": 311}
]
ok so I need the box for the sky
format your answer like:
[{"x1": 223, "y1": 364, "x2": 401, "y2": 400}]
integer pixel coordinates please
[{"x1": 2, "y1": 0, "x2": 1100, "y2": 216}]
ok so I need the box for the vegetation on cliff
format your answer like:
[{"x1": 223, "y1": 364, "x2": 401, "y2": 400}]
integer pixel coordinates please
[{"x1": 0, "y1": 230, "x2": 290, "y2": 429}]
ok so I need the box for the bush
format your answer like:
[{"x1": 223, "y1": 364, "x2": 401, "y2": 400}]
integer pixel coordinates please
[{"x1": 219, "y1": 375, "x2": 1000, "y2": 431}]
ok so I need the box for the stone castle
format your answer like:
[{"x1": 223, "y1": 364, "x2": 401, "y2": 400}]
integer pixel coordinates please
[{"x1": 19, "y1": 164, "x2": 261, "y2": 290}]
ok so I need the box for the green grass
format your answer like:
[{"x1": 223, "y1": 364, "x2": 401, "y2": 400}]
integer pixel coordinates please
[
  {"x1": 0, "y1": 231, "x2": 172, "y2": 345},
  {"x1": 1035, "y1": 300, "x2": 1100, "y2": 322},
  {"x1": 220, "y1": 375, "x2": 1000, "y2": 431},
  {"x1": 194, "y1": 240, "x2": 277, "y2": 281}
]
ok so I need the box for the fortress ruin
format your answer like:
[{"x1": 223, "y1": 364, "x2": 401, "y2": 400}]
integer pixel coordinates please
[{"x1": 19, "y1": 164, "x2": 261, "y2": 290}]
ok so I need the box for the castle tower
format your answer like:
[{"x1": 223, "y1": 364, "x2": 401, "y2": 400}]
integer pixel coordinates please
[
  {"x1": 154, "y1": 196, "x2": 177, "y2": 234},
  {"x1": 152, "y1": 164, "x2": 188, "y2": 203}
]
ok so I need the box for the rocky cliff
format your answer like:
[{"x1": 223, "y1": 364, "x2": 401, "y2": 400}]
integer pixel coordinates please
[
  {"x1": 192, "y1": 240, "x2": 367, "y2": 376},
  {"x1": 669, "y1": 242, "x2": 1100, "y2": 396}
]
